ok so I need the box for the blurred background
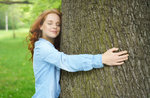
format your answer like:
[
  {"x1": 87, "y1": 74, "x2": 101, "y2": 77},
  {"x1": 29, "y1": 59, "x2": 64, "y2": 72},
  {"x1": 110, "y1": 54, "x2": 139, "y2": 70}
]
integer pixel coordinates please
[{"x1": 0, "y1": 0, "x2": 61, "y2": 97}]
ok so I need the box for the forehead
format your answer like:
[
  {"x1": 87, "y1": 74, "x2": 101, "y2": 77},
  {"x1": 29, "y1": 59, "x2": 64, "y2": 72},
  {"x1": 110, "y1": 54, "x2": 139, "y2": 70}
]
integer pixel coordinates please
[{"x1": 45, "y1": 13, "x2": 60, "y2": 22}]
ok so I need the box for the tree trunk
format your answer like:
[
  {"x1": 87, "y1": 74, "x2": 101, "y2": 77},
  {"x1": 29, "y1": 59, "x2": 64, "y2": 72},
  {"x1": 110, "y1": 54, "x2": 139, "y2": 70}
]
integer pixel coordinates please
[
  {"x1": 5, "y1": 12, "x2": 8, "y2": 32},
  {"x1": 12, "y1": 15, "x2": 16, "y2": 39},
  {"x1": 60, "y1": 0, "x2": 150, "y2": 98}
]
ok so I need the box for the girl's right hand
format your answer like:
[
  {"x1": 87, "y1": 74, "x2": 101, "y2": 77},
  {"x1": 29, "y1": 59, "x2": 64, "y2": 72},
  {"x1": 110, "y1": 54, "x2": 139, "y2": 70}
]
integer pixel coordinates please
[{"x1": 102, "y1": 47, "x2": 129, "y2": 66}]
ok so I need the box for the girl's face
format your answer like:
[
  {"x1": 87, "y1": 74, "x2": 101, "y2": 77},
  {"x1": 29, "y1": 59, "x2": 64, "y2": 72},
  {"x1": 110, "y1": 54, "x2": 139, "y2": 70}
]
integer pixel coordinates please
[{"x1": 40, "y1": 13, "x2": 61, "y2": 39}]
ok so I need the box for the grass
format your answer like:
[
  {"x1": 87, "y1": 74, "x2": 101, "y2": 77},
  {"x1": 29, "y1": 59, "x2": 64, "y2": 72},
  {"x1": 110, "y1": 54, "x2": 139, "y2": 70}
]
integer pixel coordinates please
[{"x1": 0, "y1": 28, "x2": 35, "y2": 98}]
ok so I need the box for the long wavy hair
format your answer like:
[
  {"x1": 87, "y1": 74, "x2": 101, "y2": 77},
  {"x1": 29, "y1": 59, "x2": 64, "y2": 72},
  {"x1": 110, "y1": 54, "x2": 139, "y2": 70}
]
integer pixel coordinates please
[{"x1": 27, "y1": 9, "x2": 62, "y2": 61}]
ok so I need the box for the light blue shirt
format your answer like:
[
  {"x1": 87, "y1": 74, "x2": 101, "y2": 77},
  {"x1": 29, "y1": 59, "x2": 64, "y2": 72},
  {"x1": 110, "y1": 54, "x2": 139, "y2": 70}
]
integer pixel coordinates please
[{"x1": 32, "y1": 38, "x2": 104, "y2": 98}]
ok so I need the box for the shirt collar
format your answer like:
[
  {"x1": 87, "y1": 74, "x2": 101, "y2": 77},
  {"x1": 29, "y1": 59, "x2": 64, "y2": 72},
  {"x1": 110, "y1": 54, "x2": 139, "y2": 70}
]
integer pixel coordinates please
[{"x1": 39, "y1": 38, "x2": 54, "y2": 47}]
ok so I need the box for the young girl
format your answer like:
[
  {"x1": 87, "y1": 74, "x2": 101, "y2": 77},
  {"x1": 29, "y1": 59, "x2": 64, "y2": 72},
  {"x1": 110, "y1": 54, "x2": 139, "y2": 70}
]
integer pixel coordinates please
[{"x1": 28, "y1": 9, "x2": 129, "y2": 98}]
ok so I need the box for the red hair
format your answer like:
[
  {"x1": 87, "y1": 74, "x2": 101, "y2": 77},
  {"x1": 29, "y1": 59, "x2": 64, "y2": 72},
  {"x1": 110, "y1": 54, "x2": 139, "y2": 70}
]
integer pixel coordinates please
[{"x1": 27, "y1": 9, "x2": 62, "y2": 61}]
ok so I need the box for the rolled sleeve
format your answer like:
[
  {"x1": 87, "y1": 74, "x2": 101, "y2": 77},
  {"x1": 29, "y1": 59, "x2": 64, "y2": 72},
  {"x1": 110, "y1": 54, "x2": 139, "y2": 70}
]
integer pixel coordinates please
[{"x1": 92, "y1": 54, "x2": 104, "y2": 68}]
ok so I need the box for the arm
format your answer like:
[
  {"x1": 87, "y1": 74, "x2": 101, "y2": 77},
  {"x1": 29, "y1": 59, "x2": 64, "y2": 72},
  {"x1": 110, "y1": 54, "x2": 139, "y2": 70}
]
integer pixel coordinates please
[{"x1": 39, "y1": 45, "x2": 103, "y2": 72}]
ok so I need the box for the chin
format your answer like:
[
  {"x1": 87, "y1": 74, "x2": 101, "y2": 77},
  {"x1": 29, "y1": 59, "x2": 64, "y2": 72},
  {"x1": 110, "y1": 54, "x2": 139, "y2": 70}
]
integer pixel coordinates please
[{"x1": 49, "y1": 35, "x2": 58, "y2": 39}]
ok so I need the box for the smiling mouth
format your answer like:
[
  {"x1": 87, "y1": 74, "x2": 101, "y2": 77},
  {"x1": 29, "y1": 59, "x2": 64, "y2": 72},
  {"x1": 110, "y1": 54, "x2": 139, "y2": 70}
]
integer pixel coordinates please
[{"x1": 51, "y1": 31, "x2": 57, "y2": 34}]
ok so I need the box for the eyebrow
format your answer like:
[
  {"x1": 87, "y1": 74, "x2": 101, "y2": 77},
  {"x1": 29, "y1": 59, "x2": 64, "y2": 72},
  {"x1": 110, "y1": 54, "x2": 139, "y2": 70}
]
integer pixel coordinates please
[{"x1": 47, "y1": 20, "x2": 60, "y2": 23}]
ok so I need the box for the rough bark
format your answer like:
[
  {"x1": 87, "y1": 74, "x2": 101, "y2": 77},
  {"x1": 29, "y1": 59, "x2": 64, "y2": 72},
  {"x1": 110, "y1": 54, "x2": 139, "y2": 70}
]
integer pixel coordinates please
[{"x1": 60, "y1": 0, "x2": 150, "y2": 98}]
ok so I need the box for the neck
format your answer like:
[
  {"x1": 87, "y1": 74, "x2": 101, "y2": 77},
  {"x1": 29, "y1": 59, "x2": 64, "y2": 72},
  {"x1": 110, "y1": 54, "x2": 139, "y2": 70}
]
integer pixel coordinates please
[{"x1": 42, "y1": 36, "x2": 54, "y2": 45}]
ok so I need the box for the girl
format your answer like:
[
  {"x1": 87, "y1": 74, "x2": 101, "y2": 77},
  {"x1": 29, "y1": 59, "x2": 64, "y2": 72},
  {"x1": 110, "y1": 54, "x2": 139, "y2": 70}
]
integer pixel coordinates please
[{"x1": 28, "y1": 9, "x2": 129, "y2": 98}]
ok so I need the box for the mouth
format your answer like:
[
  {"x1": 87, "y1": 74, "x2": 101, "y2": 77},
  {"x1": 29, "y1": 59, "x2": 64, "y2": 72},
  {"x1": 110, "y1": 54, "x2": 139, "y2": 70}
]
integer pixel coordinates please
[{"x1": 50, "y1": 31, "x2": 57, "y2": 34}]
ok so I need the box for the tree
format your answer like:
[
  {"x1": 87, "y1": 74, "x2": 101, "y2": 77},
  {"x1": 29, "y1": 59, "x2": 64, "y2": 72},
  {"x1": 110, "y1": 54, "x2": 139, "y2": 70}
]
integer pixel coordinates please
[
  {"x1": 60, "y1": 0, "x2": 150, "y2": 97},
  {"x1": 0, "y1": 3, "x2": 30, "y2": 30},
  {"x1": 0, "y1": 0, "x2": 61, "y2": 30}
]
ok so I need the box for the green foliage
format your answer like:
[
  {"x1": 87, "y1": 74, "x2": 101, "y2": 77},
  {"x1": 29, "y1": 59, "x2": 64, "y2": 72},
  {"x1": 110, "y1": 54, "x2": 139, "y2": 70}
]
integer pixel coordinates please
[
  {"x1": 31, "y1": 0, "x2": 61, "y2": 25},
  {"x1": 0, "y1": 28, "x2": 35, "y2": 97},
  {"x1": 0, "y1": 4, "x2": 26, "y2": 29},
  {"x1": 0, "y1": 10, "x2": 5, "y2": 29},
  {"x1": 0, "y1": 4, "x2": 8, "y2": 29},
  {"x1": 0, "y1": 0, "x2": 61, "y2": 30}
]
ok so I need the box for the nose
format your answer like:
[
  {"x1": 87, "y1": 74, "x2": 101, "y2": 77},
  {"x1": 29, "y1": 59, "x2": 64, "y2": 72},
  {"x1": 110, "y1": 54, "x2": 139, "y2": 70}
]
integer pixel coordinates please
[{"x1": 52, "y1": 24, "x2": 57, "y2": 29}]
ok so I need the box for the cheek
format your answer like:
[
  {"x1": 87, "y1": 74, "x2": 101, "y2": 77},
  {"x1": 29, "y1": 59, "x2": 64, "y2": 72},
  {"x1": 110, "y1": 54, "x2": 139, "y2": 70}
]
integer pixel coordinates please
[
  {"x1": 57, "y1": 27, "x2": 60, "y2": 32},
  {"x1": 45, "y1": 24, "x2": 51, "y2": 29},
  {"x1": 41, "y1": 25, "x2": 47, "y2": 31}
]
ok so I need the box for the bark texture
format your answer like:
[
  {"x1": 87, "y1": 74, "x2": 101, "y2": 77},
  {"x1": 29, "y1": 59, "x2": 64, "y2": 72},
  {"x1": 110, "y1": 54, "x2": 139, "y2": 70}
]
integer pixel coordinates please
[{"x1": 60, "y1": 0, "x2": 150, "y2": 98}]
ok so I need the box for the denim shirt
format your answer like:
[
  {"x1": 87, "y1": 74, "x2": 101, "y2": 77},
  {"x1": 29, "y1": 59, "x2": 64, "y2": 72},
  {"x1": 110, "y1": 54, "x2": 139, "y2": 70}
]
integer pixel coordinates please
[{"x1": 32, "y1": 38, "x2": 104, "y2": 98}]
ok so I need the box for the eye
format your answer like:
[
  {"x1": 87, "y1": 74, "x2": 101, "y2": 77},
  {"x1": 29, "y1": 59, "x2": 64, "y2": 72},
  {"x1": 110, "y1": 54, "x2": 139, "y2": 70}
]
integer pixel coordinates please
[
  {"x1": 56, "y1": 23, "x2": 61, "y2": 26},
  {"x1": 57, "y1": 24, "x2": 61, "y2": 26},
  {"x1": 48, "y1": 22, "x2": 52, "y2": 25}
]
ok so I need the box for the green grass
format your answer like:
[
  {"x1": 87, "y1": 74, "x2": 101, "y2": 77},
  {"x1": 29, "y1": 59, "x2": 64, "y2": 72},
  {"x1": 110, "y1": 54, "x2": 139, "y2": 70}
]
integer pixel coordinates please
[{"x1": 0, "y1": 28, "x2": 35, "y2": 98}]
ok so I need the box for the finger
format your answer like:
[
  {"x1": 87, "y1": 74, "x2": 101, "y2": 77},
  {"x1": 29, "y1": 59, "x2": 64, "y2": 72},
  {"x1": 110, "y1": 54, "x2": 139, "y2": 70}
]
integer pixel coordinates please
[
  {"x1": 115, "y1": 62, "x2": 124, "y2": 65},
  {"x1": 117, "y1": 57, "x2": 128, "y2": 62},
  {"x1": 116, "y1": 51, "x2": 128, "y2": 56},
  {"x1": 118, "y1": 54, "x2": 129, "y2": 59},
  {"x1": 109, "y1": 47, "x2": 119, "y2": 52}
]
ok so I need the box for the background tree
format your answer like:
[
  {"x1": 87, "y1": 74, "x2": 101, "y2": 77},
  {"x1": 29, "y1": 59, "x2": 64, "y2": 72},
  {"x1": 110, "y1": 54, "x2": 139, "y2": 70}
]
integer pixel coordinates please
[
  {"x1": 60, "y1": 0, "x2": 150, "y2": 98},
  {"x1": 0, "y1": 0, "x2": 61, "y2": 30},
  {"x1": 0, "y1": 3, "x2": 29, "y2": 30}
]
